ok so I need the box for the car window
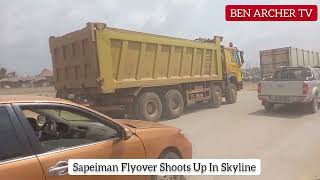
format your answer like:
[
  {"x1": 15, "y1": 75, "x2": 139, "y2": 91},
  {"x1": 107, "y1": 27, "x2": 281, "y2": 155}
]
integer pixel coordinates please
[
  {"x1": 273, "y1": 69, "x2": 288, "y2": 80},
  {"x1": 291, "y1": 69, "x2": 312, "y2": 81},
  {"x1": 19, "y1": 105, "x2": 120, "y2": 153},
  {"x1": 0, "y1": 108, "x2": 26, "y2": 161},
  {"x1": 273, "y1": 69, "x2": 312, "y2": 81},
  {"x1": 231, "y1": 51, "x2": 240, "y2": 64}
]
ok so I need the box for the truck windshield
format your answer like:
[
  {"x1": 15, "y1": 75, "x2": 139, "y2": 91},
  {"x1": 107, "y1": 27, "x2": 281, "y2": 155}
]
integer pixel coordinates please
[
  {"x1": 273, "y1": 69, "x2": 312, "y2": 81},
  {"x1": 231, "y1": 51, "x2": 241, "y2": 65}
]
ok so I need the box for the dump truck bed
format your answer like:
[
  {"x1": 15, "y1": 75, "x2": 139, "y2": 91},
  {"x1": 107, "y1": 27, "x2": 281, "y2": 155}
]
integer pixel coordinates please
[{"x1": 49, "y1": 22, "x2": 223, "y2": 94}]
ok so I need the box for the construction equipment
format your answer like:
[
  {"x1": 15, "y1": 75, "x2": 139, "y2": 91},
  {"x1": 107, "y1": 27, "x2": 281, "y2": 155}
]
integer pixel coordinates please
[{"x1": 49, "y1": 22, "x2": 244, "y2": 121}]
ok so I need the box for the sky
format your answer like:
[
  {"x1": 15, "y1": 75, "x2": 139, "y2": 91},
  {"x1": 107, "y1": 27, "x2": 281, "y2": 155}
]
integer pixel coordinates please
[{"x1": 0, "y1": 0, "x2": 319, "y2": 76}]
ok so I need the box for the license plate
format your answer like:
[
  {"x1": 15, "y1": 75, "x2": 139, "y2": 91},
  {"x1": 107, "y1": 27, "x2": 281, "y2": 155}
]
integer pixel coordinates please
[{"x1": 270, "y1": 96, "x2": 290, "y2": 102}]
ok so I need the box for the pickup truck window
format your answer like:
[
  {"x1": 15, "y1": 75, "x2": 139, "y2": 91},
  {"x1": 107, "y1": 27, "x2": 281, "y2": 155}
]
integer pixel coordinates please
[
  {"x1": 0, "y1": 108, "x2": 25, "y2": 161},
  {"x1": 19, "y1": 105, "x2": 119, "y2": 153},
  {"x1": 273, "y1": 69, "x2": 312, "y2": 81}
]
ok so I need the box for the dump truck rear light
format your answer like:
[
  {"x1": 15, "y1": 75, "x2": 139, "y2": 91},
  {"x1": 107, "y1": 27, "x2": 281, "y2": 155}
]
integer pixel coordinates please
[
  {"x1": 303, "y1": 82, "x2": 308, "y2": 95},
  {"x1": 257, "y1": 83, "x2": 261, "y2": 93}
]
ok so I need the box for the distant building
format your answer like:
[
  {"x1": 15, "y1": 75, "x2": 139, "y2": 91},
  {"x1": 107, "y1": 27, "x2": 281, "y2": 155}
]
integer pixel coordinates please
[
  {"x1": 0, "y1": 77, "x2": 33, "y2": 88},
  {"x1": 34, "y1": 68, "x2": 54, "y2": 87},
  {"x1": 243, "y1": 67, "x2": 261, "y2": 82},
  {"x1": 0, "y1": 69, "x2": 54, "y2": 88}
]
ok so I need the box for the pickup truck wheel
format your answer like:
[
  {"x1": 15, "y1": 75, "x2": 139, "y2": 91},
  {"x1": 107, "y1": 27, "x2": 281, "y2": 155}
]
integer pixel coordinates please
[
  {"x1": 152, "y1": 151, "x2": 185, "y2": 180},
  {"x1": 309, "y1": 97, "x2": 318, "y2": 113},
  {"x1": 163, "y1": 89, "x2": 184, "y2": 119},
  {"x1": 209, "y1": 86, "x2": 222, "y2": 108},
  {"x1": 225, "y1": 83, "x2": 237, "y2": 104},
  {"x1": 135, "y1": 92, "x2": 162, "y2": 121},
  {"x1": 264, "y1": 103, "x2": 274, "y2": 112}
]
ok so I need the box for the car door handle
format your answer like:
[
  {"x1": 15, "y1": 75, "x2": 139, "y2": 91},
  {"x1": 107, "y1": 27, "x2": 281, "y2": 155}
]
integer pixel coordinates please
[{"x1": 48, "y1": 161, "x2": 68, "y2": 176}]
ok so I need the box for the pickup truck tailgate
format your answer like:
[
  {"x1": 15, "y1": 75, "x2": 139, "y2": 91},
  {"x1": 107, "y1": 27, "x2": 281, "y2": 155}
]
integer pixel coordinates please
[{"x1": 261, "y1": 81, "x2": 303, "y2": 96}]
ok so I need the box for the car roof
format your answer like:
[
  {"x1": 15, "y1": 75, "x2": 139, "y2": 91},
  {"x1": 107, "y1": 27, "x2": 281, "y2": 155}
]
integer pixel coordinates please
[
  {"x1": 0, "y1": 95, "x2": 74, "y2": 105},
  {"x1": 277, "y1": 66, "x2": 312, "y2": 70}
]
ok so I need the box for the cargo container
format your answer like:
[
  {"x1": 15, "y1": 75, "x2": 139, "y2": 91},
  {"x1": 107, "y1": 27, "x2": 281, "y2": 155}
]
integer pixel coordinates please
[
  {"x1": 260, "y1": 47, "x2": 320, "y2": 78},
  {"x1": 49, "y1": 22, "x2": 244, "y2": 121}
]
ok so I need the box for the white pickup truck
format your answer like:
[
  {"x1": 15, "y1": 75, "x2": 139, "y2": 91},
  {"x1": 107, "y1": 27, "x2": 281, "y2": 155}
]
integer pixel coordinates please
[{"x1": 257, "y1": 67, "x2": 320, "y2": 113}]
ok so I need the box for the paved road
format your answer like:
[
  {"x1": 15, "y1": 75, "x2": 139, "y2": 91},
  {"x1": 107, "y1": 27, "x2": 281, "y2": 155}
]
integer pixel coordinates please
[{"x1": 162, "y1": 91, "x2": 320, "y2": 180}]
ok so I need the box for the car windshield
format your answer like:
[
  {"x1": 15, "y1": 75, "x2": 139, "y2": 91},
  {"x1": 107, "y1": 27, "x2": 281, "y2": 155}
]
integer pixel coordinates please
[{"x1": 273, "y1": 68, "x2": 312, "y2": 81}]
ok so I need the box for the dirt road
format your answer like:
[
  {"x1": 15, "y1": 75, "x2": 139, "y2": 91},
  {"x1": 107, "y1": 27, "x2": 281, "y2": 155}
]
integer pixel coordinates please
[
  {"x1": 163, "y1": 91, "x2": 320, "y2": 180},
  {"x1": 0, "y1": 87, "x2": 55, "y2": 96}
]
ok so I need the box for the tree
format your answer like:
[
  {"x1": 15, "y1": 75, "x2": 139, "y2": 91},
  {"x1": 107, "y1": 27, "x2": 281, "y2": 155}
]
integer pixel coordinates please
[
  {"x1": 0, "y1": 67, "x2": 7, "y2": 79},
  {"x1": 0, "y1": 67, "x2": 17, "y2": 79}
]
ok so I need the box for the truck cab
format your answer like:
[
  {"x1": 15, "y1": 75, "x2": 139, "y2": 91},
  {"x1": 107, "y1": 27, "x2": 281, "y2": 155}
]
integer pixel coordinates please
[{"x1": 223, "y1": 45, "x2": 244, "y2": 90}]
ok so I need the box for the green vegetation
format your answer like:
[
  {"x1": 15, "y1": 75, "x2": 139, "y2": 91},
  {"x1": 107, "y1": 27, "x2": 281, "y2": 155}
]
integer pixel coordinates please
[{"x1": 0, "y1": 67, "x2": 17, "y2": 79}]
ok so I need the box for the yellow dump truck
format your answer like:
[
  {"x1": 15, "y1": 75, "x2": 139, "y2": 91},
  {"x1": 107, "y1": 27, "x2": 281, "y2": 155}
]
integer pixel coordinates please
[{"x1": 49, "y1": 22, "x2": 244, "y2": 121}]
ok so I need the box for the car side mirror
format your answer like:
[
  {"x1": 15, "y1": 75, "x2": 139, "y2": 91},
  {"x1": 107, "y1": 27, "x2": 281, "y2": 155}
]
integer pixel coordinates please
[
  {"x1": 123, "y1": 128, "x2": 133, "y2": 140},
  {"x1": 37, "y1": 114, "x2": 47, "y2": 124}
]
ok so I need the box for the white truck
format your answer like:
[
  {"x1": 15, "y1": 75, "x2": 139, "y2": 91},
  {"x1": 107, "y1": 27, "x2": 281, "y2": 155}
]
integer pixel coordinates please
[
  {"x1": 260, "y1": 47, "x2": 320, "y2": 78},
  {"x1": 257, "y1": 67, "x2": 320, "y2": 113}
]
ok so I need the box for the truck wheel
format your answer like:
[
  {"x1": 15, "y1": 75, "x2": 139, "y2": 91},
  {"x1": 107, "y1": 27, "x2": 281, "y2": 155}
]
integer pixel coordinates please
[
  {"x1": 163, "y1": 89, "x2": 184, "y2": 119},
  {"x1": 264, "y1": 103, "x2": 274, "y2": 112},
  {"x1": 225, "y1": 83, "x2": 237, "y2": 104},
  {"x1": 152, "y1": 151, "x2": 185, "y2": 180},
  {"x1": 56, "y1": 90, "x2": 65, "y2": 98},
  {"x1": 209, "y1": 86, "x2": 222, "y2": 108},
  {"x1": 135, "y1": 92, "x2": 162, "y2": 121},
  {"x1": 309, "y1": 97, "x2": 318, "y2": 113}
]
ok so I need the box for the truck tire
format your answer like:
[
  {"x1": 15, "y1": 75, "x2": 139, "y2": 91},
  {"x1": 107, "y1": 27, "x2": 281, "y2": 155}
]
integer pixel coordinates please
[
  {"x1": 209, "y1": 86, "x2": 222, "y2": 108},
  {"x1": 264, "y1": 103, "x2": 274, "y2": 112},
  {"x1": 309, "y1": 97, "x2": 318, "y2": 113},
  {"x1": 135, "y1": 92, "x2": 162, "y2": 121},
  {"x1": 163, "y1": 89, "x2": 184, "y2": 119},
  {"x1": 225, "y1": 83, "x2": 237, "y2": 104},
  {"x1": 152, "y1": 151, "x2": 185, "y2": 180},
  {"x1": 56, "y1": 90, "x2": 65, "y2": 98}
]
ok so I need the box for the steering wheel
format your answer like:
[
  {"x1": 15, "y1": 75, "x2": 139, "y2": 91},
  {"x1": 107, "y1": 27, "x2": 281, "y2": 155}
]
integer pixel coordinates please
[
  {"x1": 41, "y1": 119, "x2": 59, "y2": 139},
  {"x1": 39, "y1": 114, "x2": 89, "y2": 140}
]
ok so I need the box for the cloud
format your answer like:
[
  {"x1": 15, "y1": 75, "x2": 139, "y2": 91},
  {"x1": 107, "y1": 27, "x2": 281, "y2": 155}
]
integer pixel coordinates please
[{"x1": 0, "y1": 0, "x2": 319, "y2": 74}]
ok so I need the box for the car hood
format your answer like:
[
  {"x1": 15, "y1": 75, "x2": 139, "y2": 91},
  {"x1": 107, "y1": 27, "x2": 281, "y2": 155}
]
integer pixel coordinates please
[{"x1": 116, "y1": 119, "x2": 171, "y2": 129}]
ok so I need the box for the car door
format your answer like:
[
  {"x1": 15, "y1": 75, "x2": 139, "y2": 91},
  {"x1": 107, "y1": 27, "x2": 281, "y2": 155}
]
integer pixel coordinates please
[
  {"x1": 0, "y1": 104, "x2": 45, "y2": 180},
  {"x1": 13, "y1": 102, "x2": 147, "y2": 180}
]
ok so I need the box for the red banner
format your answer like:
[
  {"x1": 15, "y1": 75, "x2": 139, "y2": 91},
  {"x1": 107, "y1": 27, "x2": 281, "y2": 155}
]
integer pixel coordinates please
[{"x1": 226, "y1": 5, "x2": 318, "y2": 21}]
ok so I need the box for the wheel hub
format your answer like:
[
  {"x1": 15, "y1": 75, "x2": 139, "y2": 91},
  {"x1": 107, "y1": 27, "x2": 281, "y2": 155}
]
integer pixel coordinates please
[
  {"x1": 146, "y1": 101, "x2": 157, "y2": 115},
  {"x1": 170, "y1": 98, "x2": 180, "y2": 111},
  {"x1": 215, "y1": 91, "x2": 222, "y2": 99}
]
